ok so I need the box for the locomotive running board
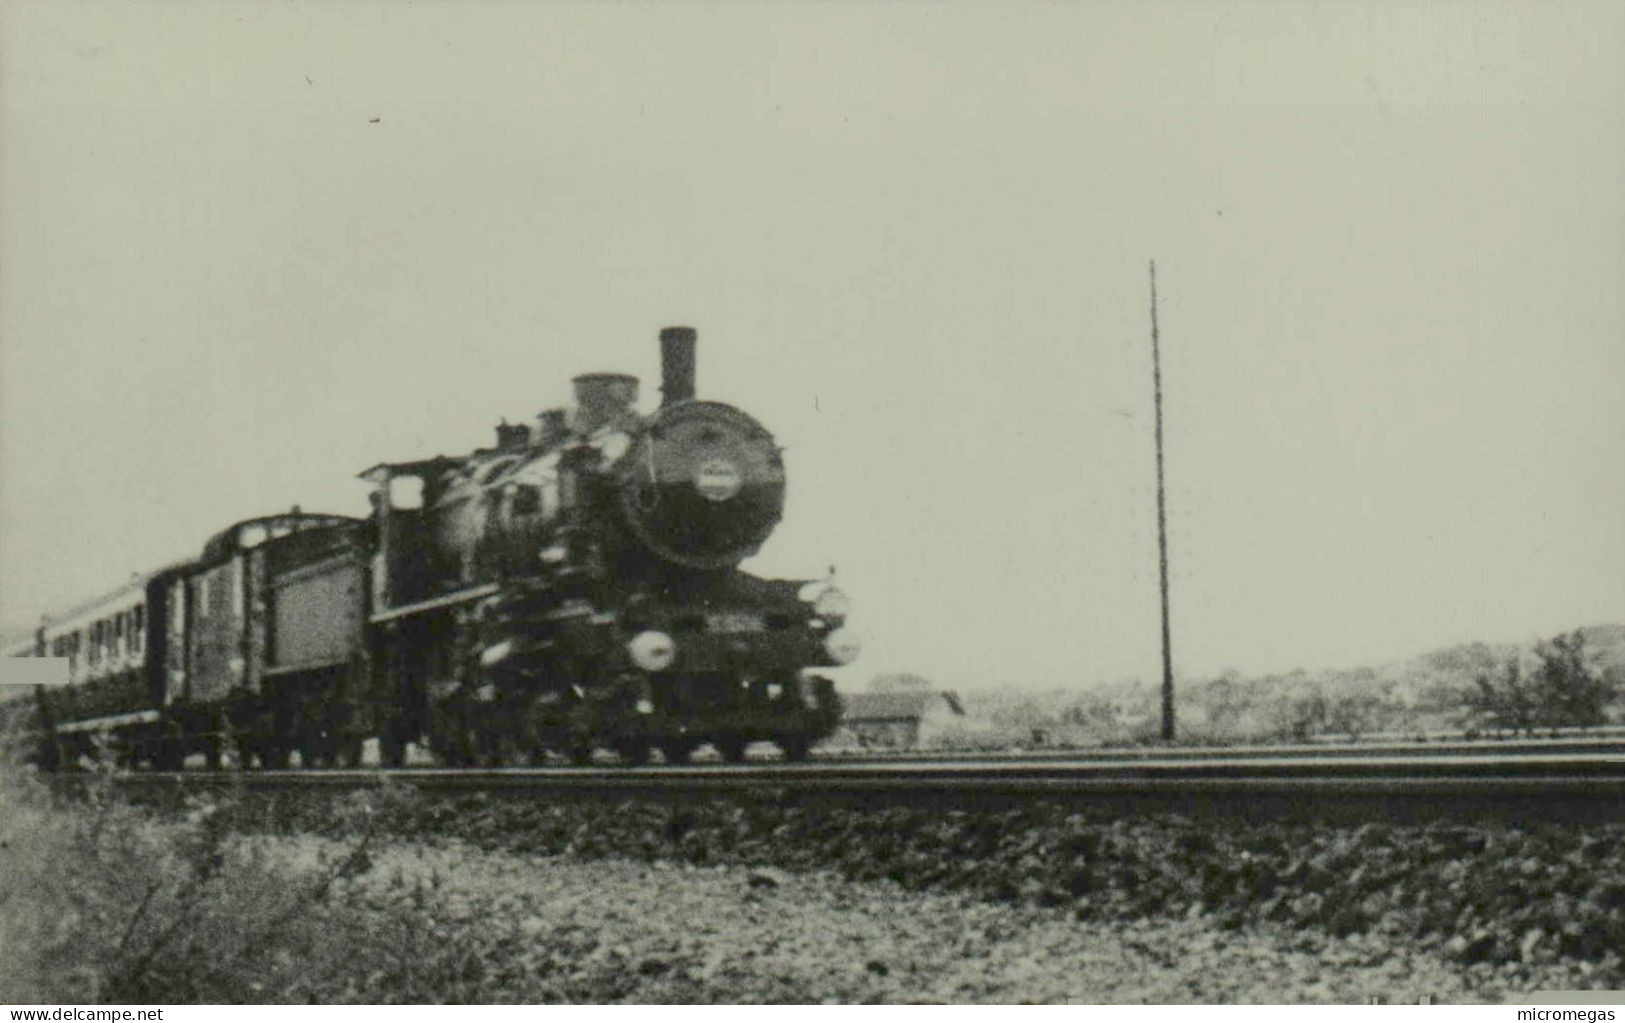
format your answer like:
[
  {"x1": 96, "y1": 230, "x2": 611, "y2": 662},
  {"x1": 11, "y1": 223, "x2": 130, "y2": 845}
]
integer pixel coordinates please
[
  {"x1": 261, "y1": 659, "x2": 352, "y2": 678},
  {"x1": 369, "y1": 583, "x2": 499, "y2": 625},
  {"x1": 56, "y1": 709, "x2": 161, "y2": 733}
]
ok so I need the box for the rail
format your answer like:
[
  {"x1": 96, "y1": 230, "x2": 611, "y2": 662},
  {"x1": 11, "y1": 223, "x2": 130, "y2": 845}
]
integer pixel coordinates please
[{"x1": 81, "y1": 747, "x2": 1625, "y2": 821}]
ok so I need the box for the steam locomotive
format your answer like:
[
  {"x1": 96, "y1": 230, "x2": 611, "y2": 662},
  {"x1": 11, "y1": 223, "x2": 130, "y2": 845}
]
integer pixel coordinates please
[{"x1": 0, "y1": 327, "x2": 857, "y2": 768}]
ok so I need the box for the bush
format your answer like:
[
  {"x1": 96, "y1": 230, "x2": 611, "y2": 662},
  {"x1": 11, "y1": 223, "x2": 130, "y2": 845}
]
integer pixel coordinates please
[
  {"x1": 1464, "y1": 632, "x2": 1619, "y2": 733},
  {"x1": 1532, "y1": 632, "x2": 1617, "y2": 727},
  {"x1": 0, "y1": 772, "x2": 530, "y2": 1002}
]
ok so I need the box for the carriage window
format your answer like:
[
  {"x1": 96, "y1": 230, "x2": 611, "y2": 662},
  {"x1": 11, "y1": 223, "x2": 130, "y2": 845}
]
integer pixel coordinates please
[
  {"x1": 132, "y1": 606, "x2": 145, "y2": 652},
  {"x1": 389, "y1": 475, "x2": 425, "y2": 510}
]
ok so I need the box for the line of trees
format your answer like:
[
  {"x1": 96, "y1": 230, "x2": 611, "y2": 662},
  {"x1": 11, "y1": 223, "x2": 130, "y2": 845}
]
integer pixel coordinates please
[
  {"x1": 857, "y1": 629, "x2": 1620, "y2": 748},
  {"x1": 1463, "y1": 631, "x2": 1620, "y2": 734}
]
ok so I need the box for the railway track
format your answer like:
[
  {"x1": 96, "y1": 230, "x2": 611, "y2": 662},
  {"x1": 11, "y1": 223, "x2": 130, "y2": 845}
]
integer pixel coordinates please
[
  {"x1": 814, "y1": 732, "x2": 1625, "y2": 763},
  {"x1": 85, "y1": 746, "x2": 1625, "y2": 820}
]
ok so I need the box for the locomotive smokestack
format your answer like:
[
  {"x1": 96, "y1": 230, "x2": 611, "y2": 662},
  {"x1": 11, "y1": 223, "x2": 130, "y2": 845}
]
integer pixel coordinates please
[{"x1": 660, "y1": 326, "x2": 697, "y2": 407}]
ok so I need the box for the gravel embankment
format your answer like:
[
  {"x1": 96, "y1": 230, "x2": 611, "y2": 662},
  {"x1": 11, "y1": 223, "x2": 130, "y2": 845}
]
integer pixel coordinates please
[
  {"x1": 276, "y1": 836, "x2": 1598, "y2": 1003},
  {"x1": 250, "y1": 787, "x2": 1625, "y2": 984},
  {"x1": 22, "y1": 775, "x2": 1625, "y2": 1002}
]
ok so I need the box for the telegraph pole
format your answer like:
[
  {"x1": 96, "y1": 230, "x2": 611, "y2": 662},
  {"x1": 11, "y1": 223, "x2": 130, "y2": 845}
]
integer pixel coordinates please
[{"x1": 1150, "y1": 260, "x2": 1175, "y2": 741}]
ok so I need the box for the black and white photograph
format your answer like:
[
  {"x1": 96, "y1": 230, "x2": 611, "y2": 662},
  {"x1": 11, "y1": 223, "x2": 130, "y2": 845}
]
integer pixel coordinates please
[{"x1": 2, "y1": 0, "x2": 1623, "y2": 1008}]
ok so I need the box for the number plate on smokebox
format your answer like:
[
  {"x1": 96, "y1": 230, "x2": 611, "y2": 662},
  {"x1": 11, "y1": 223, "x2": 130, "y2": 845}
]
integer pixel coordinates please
[{"x1": 705, "y1": 612, "x2": 765, "y2": 633}]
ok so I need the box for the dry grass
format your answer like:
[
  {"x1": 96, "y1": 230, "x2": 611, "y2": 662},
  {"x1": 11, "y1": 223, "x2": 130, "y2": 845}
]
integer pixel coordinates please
[{"x1": 0, "y1": 770, "x2": 476, "y2": 1002}]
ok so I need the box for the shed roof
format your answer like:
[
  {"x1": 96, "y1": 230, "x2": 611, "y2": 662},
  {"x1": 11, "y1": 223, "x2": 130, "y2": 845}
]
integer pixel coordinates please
[
  {"x1": 198, "y1": 512, "x2": 362, "y2": 563},
  {"x1": 841, "y1": 691, "x2": 966, "y2": 723}
]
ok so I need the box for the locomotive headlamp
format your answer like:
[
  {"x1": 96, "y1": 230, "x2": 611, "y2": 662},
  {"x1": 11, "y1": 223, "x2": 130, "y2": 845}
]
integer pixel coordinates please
[
  {"x1": 479, "y1": 640, "x2": 514, "y2": 667},
  {"x1": 812, "y1": 586, "x2": 851, "y2": 619},
  {"x1": 695, "y1": 459, "x2": 742, "y2": 502},
  {"x1": 627, "y1": 630, "x2": 676, "y2": 672},
  {"x1": 822, "y1": 628, "x2": 861, "y2": 665}
]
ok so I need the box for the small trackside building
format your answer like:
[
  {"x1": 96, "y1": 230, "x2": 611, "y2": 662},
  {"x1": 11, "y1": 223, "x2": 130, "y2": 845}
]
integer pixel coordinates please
[{"x1": 836, "y1": 691, "x2": 967, "y2": 749}]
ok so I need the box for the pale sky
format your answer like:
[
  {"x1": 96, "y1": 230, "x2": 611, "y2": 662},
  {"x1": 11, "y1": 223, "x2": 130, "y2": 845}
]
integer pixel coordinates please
[{"x1": 2, "y1": 0, "x2": 1622, "y2": 693}]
